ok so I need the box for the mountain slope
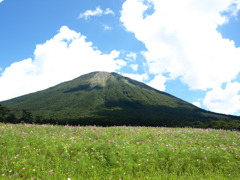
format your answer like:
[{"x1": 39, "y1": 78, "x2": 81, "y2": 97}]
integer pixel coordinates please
[{"x1": 1, "y1": 71, "x2": 238, "y2": 126}]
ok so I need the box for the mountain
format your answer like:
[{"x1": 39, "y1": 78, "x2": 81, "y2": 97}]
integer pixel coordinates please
[{"x1": 1, "y1": 71, "x2": 239, "y2": 126}]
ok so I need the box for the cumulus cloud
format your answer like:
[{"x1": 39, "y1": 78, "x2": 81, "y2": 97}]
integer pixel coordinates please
[
  {"x1": 78, "y1": 6, "x2": 115, "y2": 20},
  {"x1": 192, "y1": 102, "x2": 201, "y2": 108},
  {"x1": 123, "y1": 73, "x2": 149, "y2": 82},
  {"x1": 0, "y1": 26, "x2": 126, "y2": 101},
  {"x1": 203, "y1": 82, "x2": 240, "y2": 115},
  {"x1": 121, "y1": 0, "x2": 240, "y2": 114},
  {"x1": 147, "y1": 74, "x2": 167, "y2": 91},
  {"x1": 130, "y1": 64, "x2": 138, "y2": 71},
  {"x1": 121, "y1": 0, "x2": 240, "y2": 90}
]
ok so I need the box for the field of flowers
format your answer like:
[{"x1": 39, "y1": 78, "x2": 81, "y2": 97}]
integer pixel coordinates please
[{"x1": 0, "y1": 123, "x2": 239, "y2": 179}]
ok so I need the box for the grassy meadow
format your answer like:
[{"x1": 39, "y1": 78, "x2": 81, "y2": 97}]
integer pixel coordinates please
[{"x1": 0, "y1": 123, "x2": 239, "y2": 179}]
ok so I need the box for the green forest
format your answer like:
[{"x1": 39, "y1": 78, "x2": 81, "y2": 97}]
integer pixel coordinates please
[{"x1": 1, "y1": 104, "x2": 240, "y2": 130}]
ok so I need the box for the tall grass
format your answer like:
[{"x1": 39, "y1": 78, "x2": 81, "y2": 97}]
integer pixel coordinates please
[{"x1": 0, "y1": 123, "x2": 239, "y2": 179}]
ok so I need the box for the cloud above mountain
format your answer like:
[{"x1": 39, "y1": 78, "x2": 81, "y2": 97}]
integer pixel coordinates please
[{"x1": 120, "y1": 0, "x2": 240, "y2": 115}]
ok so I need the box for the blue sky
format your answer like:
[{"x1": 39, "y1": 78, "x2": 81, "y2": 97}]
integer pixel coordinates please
[{"x1": 0, "y1": 0, "x2": 240, "y2": 115}]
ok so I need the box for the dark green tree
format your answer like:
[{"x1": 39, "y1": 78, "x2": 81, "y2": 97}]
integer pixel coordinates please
[
  {"x1": 0, "y1": 104, "x2": 10, "y2": 122},
  {"x1": 21, "y1": 110, "x2": 33, "y2": 123},
  {"x1": 6, "y1": 113, "x2": 18, "y2": 123}
]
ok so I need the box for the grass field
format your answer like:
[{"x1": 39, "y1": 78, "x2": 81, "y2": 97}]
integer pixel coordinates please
[{"x1": 0, "y1": 123, "x2": 239, "y2": 179}]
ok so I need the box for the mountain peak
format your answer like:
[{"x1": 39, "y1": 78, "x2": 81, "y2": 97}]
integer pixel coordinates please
[
  {"x1": 89, "y1": 71, "x2": 112, "y2": 88},
  {"x1": 1, "y1": 71, "x2": 238, "y2": 126}
]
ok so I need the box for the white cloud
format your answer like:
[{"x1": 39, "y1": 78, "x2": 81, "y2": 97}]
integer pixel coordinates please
[
  {"x1": 126, "y1": 52, "x2": 137, "y2": 61},
  {"x1": 120, "y1": 0, "x2": 240, "y2": 90},
  {"x1": 192, "y1": 101, "x2": 201, "y2": 108},
  {"x1": 103, "y1": 24, "x2": 113, "y2": 31},
  {"x1": 105, "y1": 8, "x2": 115, "y2": 15},
  {"x1": 147, "y1": 74, "x2": 167, "y2": 91},
  {"x1": 120, "y1": 0, "x2": 240, "y2": 114},
  {"x1": 203, "y1": 82, "x2": 240, "y2": 115},
  {"x1": 0, "y1": 26, "x2": 126, "y2": 101},
  {"x1": 78, "y1": 6, "x2": 115, "y2": 20},
  {"x1": 130, "y1": 64, "x2": 138, "y2": 71},
  {"x1": 0, "y1": 0, "x2": 4, "y2": 3},
  {"x1": 123, "y1": 73, "x2": 149, "y2": 82}
]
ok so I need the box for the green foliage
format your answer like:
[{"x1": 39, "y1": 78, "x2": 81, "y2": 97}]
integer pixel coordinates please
[
  {"x1": 0, "y1": 104, "x2": 9, "y2": 120},
  {"x1": 0, "y1": 124, "x2": 239, "y2": 179},
  {"x1": 207, "y1": 119, "x2": 240, "y2": 130},
  {"x1": 0, "y1": 104, "x2": 17, "y2": 123},
  {"x1": 21, "y1": 110, "x2": 33, "y2": 123}
]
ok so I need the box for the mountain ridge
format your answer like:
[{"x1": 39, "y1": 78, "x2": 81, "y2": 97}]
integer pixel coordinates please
[{"x1": 1, "y1": 71, "x2": 239, "y2": 126}]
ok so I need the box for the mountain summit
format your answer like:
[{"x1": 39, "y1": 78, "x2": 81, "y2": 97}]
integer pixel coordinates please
[{"x1": 1, "y1": 71, "x2": 238, "y2": 126}]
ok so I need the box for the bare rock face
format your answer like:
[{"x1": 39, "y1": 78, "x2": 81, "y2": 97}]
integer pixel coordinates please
[{"x1": 89, "y1": 72, "x2": 112, "y2": 88}]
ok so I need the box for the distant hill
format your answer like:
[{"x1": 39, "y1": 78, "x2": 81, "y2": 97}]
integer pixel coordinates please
[{"x1": 1, "y1": 71, "x2": 239, "y2": 126}]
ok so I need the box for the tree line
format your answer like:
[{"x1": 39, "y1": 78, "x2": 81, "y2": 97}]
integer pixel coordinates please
[{"x1": 0, "y1": 104, "x2": 239, "y2": 130}]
